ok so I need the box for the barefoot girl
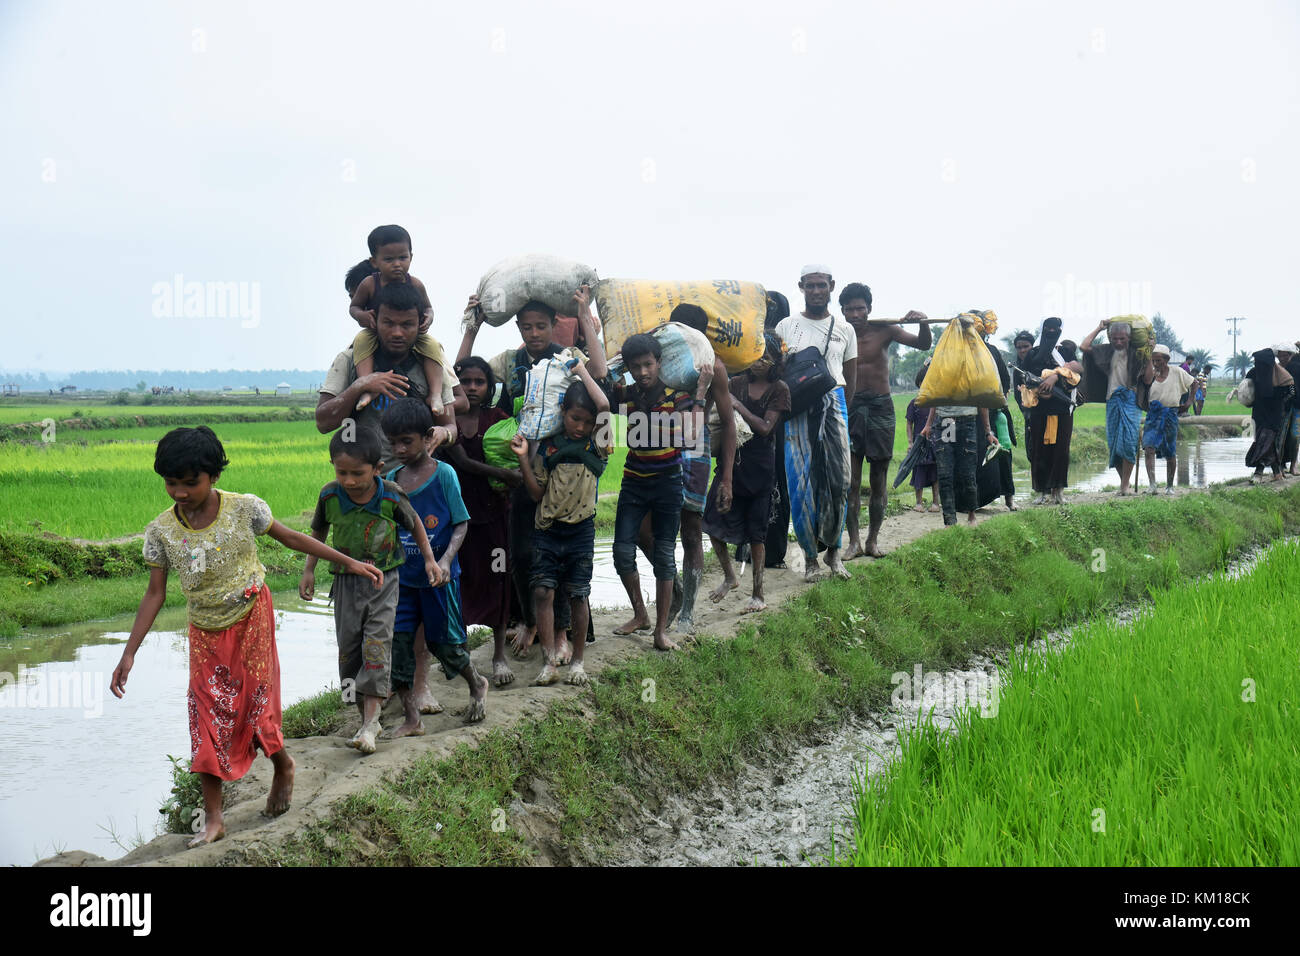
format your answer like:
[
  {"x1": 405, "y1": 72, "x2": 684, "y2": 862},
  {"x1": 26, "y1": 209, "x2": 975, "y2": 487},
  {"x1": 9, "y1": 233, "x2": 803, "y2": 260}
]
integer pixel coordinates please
[
  {"x1": 703, "y1": 334, "x2": 791, "y2": 614},
  {"x1": 445, "y1": 356, "x2": 520, "y2": 687},
  {"x1": 110, "y1": 426, "x2": 383, "y2": 848}
]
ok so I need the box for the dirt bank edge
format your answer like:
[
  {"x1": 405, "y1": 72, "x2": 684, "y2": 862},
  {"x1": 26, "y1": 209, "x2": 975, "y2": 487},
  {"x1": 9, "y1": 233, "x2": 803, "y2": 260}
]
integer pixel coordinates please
[{"x1": 37, "y1": 480, "x2": 1300, "y2": 867}]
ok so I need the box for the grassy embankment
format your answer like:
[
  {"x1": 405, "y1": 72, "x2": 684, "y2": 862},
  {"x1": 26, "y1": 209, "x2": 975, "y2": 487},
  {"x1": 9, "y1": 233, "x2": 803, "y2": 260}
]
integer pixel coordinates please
[
  {"x1": 231, "y1": 483, "x2": 1300, "y2": 865},
  {"x1": 835, "y1": 538, "x2": 1300, "y2": 866},
  {"x1": 0, "y1": 389, "x2": 1240, "y2": 635}
]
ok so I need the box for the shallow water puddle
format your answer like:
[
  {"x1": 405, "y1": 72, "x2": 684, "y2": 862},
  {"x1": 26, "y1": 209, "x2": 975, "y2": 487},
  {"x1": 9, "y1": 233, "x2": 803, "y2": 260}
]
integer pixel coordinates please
[
  {"x1": 0, "y1": 546, "x2": 651, "y2": 867},
  {"x1": 0, "y1": 601, "x2": 342, "y2": 866}
]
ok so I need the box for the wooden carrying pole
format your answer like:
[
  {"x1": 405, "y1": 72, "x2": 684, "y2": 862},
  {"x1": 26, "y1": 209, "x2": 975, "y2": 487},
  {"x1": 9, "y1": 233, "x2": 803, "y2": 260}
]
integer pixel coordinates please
[{"x1": 864, "y1": 316, "x2": 953, "y2": 325}]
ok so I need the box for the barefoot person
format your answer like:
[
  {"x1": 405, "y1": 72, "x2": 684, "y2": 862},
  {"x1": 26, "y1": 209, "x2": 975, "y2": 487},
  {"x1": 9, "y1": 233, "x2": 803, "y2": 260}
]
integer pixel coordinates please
[
  {"x1": 460, "y1": 290, "x2": 600, "y2": 657},
  {"x1": 922, "y1": 395, "x2": 994, "y2": 527},
  {"x1": 762, "y1": 290, "x2": 793, "y2": 569},
  {"x1": 111, "y1": 427, "x2": 384, "y2": 848},
  {"x1": 1022, "y1": 320, "x2": 1083, "y2": 506},
  {"x1": 703, "y1": 334, "x2": 791, "y2": 613},
  {"x1": 301, "y1": 428, "x2": 441, "y2": 752},
  {"x1": 1080, "y1": 318, "x2": 1154, "y2": 496},
  {"x1": 345, "y1": 224, "x2": 446, "y2": 416},
  {"x1": 840, "y1": 282, "x2": 931, "y2": 559},
  {"x1": 905, "y1": 364, "x2": 941, "y2": 512},
  {"x1": 382, "y1": 399, "x2": 488, "y2": 728},
  {"x1": 1141, "y1": 344, "x2": 1194, "y2": 495},
  {"x1": 510, "y1": 361, "x2": 610, "y2": 685},
  {"x1": 1244, "y1": 346, "x2": 1295, "y2": 483},
  {"x1": 635, "y1": 303, "x2": 736, "y2": 633},
  {"x1": 776, "y1": 266, "x2": 858, "y2": 581},
  {"x1": 445, "y1": 356, "x2": 519, "y2": 687},
  {"x1": 586, "y1": 331, "x2": 697, "y2": 651},
  {"x1": 972, "y1": 311, "x2": 1018, "y2": 512}
]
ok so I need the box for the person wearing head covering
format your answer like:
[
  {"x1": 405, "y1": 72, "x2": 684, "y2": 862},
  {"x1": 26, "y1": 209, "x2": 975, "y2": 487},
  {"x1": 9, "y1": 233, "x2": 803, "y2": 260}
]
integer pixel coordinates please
[
  {"x1": 1276, "y1": 342, "x2": 1300, "y2": 476},
  {"x1": 1009, "y1": 329, "x2": 1037, "y2": 460},
  {"x1": 905, "y1": 362, "x2": 941, "y2": 511},
  {"x1": 970, "y1": 310, "x2": 1017, "y2": 511},
  {"x1": 776, "y1": 265, "x2": 857, "y2": 581},
  {"x1": 1080, "y1": 318, "x2": 1155, "y2": 495},
  {"x1": 1021, "y1": 317, "x2": 1082, "y2": 505},
  {"x1": 703, "y1": 333, "x2": 791, "y2": 613},
  {"x1": 1245, "y1": 345, "x2": 1296, "y2": 482},
  {"x1": 1141, "y1": 344, "x2": 1195, "y2": 494},
  {"x1": 755, "y1": 290, "x2": 793, "y2": 568}
]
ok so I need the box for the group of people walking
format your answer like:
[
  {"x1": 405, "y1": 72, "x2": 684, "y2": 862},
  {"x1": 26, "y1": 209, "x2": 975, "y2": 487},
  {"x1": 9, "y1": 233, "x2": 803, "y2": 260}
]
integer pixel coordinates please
[{"x1": 108, "y1": 221, "x2": 1283, "y2": 850}]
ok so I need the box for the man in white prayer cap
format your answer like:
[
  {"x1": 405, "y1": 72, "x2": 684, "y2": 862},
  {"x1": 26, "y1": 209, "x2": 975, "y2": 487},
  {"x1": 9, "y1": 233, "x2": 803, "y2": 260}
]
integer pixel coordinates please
[
  {"x1": 774, "y1": 265, "x2": 857, "y2": 581},
  {"x1": 1140, "y1": 342, "x2": 1194, "y2": 494}
]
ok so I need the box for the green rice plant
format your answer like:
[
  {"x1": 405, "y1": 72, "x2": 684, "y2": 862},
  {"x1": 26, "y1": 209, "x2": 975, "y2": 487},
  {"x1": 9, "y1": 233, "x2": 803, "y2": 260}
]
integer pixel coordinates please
[
  {"x1": 253, "y1": 485, "x2": 1300, "y2": 866},
  {"x1": 834, "y1": 539, "x2": 1300, "y2": 866},
  {"x1": 158, "y1": 754, "x2": 205, "y2": 836},
  {"x1": 281, "y1": 686, "x2": 350, "y2": 739},
  {"x1": 0, "y1": 421, "x2": 334, "y2": 538}
]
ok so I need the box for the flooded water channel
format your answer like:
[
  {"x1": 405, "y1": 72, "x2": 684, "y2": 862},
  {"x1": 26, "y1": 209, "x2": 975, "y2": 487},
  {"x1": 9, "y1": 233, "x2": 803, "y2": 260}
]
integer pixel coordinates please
[{"x1": 0, "y1": 435, "x2": 1260, "y2": 865}]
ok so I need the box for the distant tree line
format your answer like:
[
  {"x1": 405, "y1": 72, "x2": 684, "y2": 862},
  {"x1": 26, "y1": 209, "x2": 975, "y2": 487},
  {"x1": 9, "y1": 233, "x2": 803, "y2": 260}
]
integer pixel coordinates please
[{"x1": 0, "y1": 369, "x2": 327, "y2": 391}]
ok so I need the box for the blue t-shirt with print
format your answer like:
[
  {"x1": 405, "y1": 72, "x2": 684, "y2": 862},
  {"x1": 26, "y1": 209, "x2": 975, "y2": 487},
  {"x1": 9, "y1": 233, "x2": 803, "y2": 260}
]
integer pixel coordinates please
[{"x1": 385, "y1": 462, "x2": 471, "y2": 589}]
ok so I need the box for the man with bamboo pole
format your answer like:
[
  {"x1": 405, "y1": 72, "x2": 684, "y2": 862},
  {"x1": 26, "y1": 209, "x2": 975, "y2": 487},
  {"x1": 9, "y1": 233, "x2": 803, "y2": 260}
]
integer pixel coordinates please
[{"x1": 840, "y1": 283, "x2": 932, "y2": 559}]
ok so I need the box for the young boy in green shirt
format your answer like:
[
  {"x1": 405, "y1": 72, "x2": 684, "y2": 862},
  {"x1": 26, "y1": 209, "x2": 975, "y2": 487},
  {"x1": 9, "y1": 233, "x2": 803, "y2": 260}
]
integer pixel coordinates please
[{"x1": 300, "y1": 428, "x2": 438, "y2": 754}]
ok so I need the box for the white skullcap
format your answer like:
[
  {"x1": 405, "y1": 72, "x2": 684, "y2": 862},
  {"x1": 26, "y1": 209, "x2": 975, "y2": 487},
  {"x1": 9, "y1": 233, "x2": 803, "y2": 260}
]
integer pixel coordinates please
[
  {"x1": 800, "y1": 264, "x2": 832, "y2": 279},
  {"x1": 1273, "y1": 342, "x2": 1294, "y2": 354},
  {"x1": 1152, "y1": 344, "x2": 1171, "y2": 356}
]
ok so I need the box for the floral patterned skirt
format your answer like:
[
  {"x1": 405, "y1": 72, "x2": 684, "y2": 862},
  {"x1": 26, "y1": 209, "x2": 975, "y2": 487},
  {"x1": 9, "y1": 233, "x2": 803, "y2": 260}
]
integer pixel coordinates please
[{"x1": 187, "y1": 585, "x2": 283, "y2": 780}]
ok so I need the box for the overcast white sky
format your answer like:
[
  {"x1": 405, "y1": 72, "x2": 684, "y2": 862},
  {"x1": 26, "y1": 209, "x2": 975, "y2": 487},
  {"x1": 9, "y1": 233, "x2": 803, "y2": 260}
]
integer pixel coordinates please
[{"x1": 2, "y1": 0, "x2": 1297, "y2": 373}]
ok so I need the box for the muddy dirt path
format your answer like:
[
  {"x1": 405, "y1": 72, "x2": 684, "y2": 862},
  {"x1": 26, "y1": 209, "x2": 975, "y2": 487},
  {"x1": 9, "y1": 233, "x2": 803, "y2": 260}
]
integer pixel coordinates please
[{"x1": 36, "y1": 478, "x2": 1288, "y2": 867}]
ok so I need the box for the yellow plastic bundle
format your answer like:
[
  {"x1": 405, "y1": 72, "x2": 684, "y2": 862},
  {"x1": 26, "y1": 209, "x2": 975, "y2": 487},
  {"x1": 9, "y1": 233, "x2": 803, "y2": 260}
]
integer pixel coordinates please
[
  {"x1": 594, "y1": 278, "x2": 766, "y2": 373},
  {"x1": 970, "y1": 309, "x2": 998, "y2": 337},
  {"x1": 1109, "y1": 314, "x2": 1154, "y2": 361},
  {"x1": 916, "y1": 314, "x2": 1007, "y2": 409}
]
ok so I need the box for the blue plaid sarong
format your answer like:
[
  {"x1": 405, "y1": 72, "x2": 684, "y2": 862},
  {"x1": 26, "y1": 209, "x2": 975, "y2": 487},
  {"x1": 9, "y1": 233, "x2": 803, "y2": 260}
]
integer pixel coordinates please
[
  {"x1": 1106, "y1": 387, "x2": 1140, "y2": 468},
  {"x1": 785, "y1": 385, "x2": 850, "y2": 558},
  {"x1": 1141, "y1": 400, "x2": 1179, "y2": 459}
]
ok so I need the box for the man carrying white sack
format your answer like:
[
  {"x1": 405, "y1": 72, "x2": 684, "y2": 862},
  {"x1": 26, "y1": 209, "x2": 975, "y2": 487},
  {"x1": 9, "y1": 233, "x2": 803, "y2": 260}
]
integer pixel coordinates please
[{"x1": 777, "y1": 265, "x2": 857, "y2": 582}]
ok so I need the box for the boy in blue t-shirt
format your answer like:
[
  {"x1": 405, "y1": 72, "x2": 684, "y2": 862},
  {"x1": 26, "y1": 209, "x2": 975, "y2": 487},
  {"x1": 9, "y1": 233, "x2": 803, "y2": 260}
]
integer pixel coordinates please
[{"x1": 382, "y1": 398, "x2": 488, "y2": 730}]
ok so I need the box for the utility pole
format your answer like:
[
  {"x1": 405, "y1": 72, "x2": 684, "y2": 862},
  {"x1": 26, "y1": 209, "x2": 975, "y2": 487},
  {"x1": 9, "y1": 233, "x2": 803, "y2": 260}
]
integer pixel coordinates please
[{"x1": 1226, "y1": 316, "x2": 1246, "y2": 380}]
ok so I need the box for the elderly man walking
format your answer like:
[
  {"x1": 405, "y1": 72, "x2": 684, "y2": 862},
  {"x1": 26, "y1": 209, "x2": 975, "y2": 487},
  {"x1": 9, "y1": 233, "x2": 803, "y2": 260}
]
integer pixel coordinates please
[
  {"x1": 1081, "y1": 317, "x2": 1154, "y2": 496},
  {"x1": 776, "y1": 265, "x2": 857, "y2": 581}
]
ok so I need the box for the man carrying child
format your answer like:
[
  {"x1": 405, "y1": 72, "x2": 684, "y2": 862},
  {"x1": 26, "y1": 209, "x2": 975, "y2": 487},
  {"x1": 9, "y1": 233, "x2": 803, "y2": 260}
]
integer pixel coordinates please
[{"x1": 318, "y1": 282, "x2": 460, "y2": 471}]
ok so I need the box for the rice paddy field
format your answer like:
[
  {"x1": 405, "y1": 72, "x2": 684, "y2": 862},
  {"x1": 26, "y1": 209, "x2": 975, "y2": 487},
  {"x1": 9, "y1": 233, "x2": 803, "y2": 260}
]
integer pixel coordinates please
[
  {"x1": 0, "y1": 385, "x2": 1243, "y2": 539},
  {"x1": 835, "y1": 537, "x2": 1300, "y2": 866},
  {"x1": 0, "y1": 403, "x2": 311, "y2": 424}
]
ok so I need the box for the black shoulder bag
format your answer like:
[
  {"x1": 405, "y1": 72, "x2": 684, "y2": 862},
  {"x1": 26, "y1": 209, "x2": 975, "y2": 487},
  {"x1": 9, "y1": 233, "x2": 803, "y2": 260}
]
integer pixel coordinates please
[{"x1": 782, "y1": 318, "x2": 837, "y2": 416}]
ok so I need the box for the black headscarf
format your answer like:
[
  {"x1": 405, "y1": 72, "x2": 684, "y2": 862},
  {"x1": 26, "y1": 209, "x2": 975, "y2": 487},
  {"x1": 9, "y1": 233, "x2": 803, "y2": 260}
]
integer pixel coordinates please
[
  {"x1": 1026, "y1": 317, "x2": 1063, "y2": 375},
  {"x1": 1252, "y1": 349, "x2": 1276, "y2": 401},
  {"x1": 765, "y1": 291, "x2": 790, "y2": 332}
]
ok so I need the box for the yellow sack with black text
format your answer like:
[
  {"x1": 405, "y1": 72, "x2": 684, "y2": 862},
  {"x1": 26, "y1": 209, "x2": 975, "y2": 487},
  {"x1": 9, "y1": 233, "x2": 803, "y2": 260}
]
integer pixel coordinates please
[
  {"x1": 915, "y1": 315, "x2": 1006, "y2": 409},
  {"x1": 594, "y1": 278, "x2": 765, "y2": 373}
]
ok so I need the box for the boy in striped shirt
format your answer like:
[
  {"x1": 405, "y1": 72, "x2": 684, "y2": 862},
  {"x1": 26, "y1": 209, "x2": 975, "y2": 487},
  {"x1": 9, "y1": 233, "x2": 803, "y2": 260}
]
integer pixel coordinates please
[{"x1": 588, "y1": 331, "x2": 699, "y2": 651}]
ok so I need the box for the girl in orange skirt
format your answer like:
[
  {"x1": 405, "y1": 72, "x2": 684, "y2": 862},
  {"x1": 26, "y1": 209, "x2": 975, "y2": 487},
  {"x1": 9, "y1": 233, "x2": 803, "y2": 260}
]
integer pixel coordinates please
[{"x1": 110, "y1": 427, "x2": 382, "y2": 848}]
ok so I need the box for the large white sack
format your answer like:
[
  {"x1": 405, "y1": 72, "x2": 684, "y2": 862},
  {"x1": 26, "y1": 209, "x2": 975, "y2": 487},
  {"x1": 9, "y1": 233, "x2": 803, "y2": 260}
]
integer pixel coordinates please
[
  {"x1": 476, "y1": 254, "x2": 599, "y2": 327},
  {"x1": 609, "y1": 323, "x2": 714, "y2": 392},
  {"x1": 517, "y1": 348, "x2": 583, "y2": 440}
]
